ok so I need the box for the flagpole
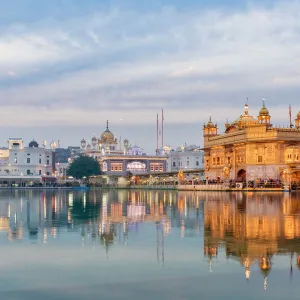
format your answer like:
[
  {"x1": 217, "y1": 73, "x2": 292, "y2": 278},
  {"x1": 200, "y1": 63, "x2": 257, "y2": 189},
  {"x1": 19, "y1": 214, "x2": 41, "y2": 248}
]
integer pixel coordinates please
[
  {"x1": 289, "y1": 105, "x2": 292, "y2": 128},
  {"x1": 162, "y1": 108, "x2": 164, "y2": 149},
  {"x1": 156, "y1": 113, "x2": 159, "y2": 153}
]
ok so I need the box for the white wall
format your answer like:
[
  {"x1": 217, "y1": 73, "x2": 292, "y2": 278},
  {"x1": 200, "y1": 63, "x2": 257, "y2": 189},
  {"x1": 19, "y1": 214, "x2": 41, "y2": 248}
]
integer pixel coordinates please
[
  {"x1": 0, "y1": 146, "x2": 53, "y2": 177},
  {"x1": 168, "y1": 149, "x2": 204, "y2": 172}
]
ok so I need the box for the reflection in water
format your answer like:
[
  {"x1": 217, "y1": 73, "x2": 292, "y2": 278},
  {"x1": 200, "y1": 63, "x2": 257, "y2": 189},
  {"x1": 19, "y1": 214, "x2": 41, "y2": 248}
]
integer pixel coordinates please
[
  {"x1": 1, "y1": 190, "x2": 300, "y2": 293},
  {"x1": 204, "y1": 192, "x2": 300, "y2": 290}
]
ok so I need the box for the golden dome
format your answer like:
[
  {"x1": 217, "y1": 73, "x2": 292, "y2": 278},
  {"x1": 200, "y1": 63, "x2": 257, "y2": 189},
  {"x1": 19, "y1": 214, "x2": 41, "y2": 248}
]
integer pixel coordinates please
[
  {"x1": 101, "y1": 129, "x2": 114, "y2": 141},
  {"x1": 232, "y1": 114, "x2": 259, "y2": 126},
  {"x1": 297, "y1": 111, "x2": 300, "y2": 118},
  {"x1": 259, "y1": 104, "x2": 269, "y2": 116},
  {"x1": 100, "y1": 121, "x2": 115, "y2": 141},
  {"x1": 230, "y1": 103, "x2": 259, "y2": 129}
]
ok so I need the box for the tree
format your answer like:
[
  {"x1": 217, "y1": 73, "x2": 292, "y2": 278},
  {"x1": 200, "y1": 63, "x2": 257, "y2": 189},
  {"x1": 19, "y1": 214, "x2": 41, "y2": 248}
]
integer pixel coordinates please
[{"x1": 66, "y1": 155, "x2": 101, "y2": 179}]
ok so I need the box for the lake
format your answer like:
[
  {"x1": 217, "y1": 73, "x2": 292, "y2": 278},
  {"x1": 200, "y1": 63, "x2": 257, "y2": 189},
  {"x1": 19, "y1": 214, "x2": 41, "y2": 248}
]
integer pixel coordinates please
[{"x1": 0, "y1": 189, "x2": 299, "y2": 299}]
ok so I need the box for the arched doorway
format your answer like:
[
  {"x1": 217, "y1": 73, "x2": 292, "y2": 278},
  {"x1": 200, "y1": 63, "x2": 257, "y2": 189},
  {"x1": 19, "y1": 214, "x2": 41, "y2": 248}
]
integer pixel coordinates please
[
  {"x1": 237, "y1": 169, "x2": 246, "y2": 181},
  {"x1": 291, "y1": 171, "x2": 300, "y2": 183}
]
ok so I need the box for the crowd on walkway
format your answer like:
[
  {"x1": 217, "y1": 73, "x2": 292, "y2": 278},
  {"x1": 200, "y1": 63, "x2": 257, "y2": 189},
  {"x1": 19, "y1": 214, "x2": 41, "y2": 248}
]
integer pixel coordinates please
[{"x1": 177, "y1": 178, "x2": 300, "y2": 190}]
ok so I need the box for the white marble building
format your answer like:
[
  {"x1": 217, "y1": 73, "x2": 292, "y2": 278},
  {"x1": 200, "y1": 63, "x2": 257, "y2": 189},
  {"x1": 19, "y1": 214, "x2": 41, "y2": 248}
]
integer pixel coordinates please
[
  {"x1": 0, "y1": 138, "x2": 54, "y2": 185},
  {"x1": 167, "y1": 145, "x2": 204, "y2": 172}
]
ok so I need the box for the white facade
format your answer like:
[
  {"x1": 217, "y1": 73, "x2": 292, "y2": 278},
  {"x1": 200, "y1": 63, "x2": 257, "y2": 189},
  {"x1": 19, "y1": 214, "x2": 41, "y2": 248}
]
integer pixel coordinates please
[
  {"x1": 0, "y1": 138, "x2": 53, "y2": 178},
  {"x1": 167, "y1": 145, "x2": 204, "y2": 172}
]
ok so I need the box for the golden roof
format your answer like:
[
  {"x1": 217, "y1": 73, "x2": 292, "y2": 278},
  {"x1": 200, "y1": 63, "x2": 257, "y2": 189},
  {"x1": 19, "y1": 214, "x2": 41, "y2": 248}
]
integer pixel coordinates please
[
  {"x1": 231, "y1": 104, "x2": 259, "y2": 128},
  {"x1": 206, "y1": 115, "x2": 216, "y2": 128},
  {"x1": 101, "y1": 129, "x2": 114, "y2": 141},
  {"x1": 259, "y1": 104, "x2": 269, "y2": 116},
  {"x1": 206, "y1": 121, "x2": 215, "y2": 128},
  {"x1": 297, "y1": 111, "x2": 300, "y2": 119},
  {"x1": 232, "y1": 114, "x2": 259, "y2": 126},
  {"x1": 100, "y1": 121, "x2": 115, "y2": 141}
]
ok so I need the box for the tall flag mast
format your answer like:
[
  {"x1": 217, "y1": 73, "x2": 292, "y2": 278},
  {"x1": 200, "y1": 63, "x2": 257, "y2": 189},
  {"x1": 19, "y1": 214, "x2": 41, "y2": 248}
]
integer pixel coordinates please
[
  {"x1": 162, "y1": 108, "x2": 164, "y2": 149},
  {"x1": 156, "y1": 113, "x2": 159, "y2": 153},
  {"x1": 289, "y1": 104, "x2": 293, "y2": 128}
]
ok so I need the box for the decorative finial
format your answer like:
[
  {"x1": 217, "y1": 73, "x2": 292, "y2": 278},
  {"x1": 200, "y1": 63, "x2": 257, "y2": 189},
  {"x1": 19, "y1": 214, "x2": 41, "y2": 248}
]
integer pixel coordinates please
[
  {"x1": 262, "y1": 98, "x2": 265, "y2": 107},
  {"x1": 106, "y1": 120, "x2": 109, "y2": 130},
  {"x1": 244, "y1": 101, "x2": 249, "y2": 115},
  {"x1": 209, "y1": 114, "x2": 211, "y2": 122}
]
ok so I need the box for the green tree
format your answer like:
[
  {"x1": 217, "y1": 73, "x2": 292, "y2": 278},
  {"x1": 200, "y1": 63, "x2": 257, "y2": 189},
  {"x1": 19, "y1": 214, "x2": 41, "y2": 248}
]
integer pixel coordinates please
[{"x1": 67, "y1": 155, "x2": 101, "y2": 179}]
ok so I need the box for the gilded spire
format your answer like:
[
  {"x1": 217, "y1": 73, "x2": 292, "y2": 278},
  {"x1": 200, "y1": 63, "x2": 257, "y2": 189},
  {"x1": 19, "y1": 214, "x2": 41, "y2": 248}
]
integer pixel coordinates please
[
  {"x1": 106, "y1": 120, "x2": 109, "y2": 130},
  {"x1": 244, "y1": 103, "x2": 249, "y2": 116}
]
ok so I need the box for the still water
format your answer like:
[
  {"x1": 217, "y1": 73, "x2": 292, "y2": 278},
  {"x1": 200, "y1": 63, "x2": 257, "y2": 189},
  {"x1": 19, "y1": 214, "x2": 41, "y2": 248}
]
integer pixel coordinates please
[{"x1": 0, "y1": 189, "x2": 300, "y2": 299}]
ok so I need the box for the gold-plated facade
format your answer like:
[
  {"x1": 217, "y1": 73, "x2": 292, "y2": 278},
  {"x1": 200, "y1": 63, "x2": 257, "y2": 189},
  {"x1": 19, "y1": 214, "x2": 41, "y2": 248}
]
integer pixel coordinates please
[{"x1": 203, "y1": 104, "x2": 300, "y2": 183}]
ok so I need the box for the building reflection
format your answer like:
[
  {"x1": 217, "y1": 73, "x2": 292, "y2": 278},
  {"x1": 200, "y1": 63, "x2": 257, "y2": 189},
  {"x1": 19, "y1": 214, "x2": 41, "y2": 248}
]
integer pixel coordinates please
[
  {"x1": 204, "y1": 192, "x2": 300, "y2": 289},
  {"x1": 0, "y1": 190, "x2": 179, "y2": 255},
  {"x1": 1, "y1": 188, "x2": 300, "y2": 285}
]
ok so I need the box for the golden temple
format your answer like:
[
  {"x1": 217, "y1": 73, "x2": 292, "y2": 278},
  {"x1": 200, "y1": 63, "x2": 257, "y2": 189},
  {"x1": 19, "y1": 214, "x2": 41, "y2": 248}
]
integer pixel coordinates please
[{"x1": 203, "y1": 103, "x2": 300, "y2": 185}]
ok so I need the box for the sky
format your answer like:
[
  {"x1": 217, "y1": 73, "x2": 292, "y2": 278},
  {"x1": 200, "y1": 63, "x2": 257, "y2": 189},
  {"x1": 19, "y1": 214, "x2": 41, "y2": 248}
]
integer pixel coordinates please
[{"x1": 0, "y1": 0, "x2": 300, "y2": 153}]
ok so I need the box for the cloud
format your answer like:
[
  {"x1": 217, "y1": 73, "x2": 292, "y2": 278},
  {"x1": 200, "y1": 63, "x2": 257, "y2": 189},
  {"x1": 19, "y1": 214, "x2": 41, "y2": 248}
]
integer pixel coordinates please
[{"x1": 0, "y1": 1, "x2": 300, "y2": 149}]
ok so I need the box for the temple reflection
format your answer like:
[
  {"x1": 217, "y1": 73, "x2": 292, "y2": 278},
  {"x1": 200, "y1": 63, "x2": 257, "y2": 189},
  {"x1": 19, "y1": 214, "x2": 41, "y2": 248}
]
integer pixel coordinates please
[
  {"x1": 204, "y1": 192, "x2": 300, "y2": 289},
  {"x1": 1, "y1": 189, "x2": 300, "y2": 285}
]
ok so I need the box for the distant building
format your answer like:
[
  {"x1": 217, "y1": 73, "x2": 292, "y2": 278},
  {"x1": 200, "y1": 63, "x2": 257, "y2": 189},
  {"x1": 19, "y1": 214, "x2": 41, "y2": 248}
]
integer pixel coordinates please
[
  {"x1": 68, "y1": 146, "x2": 81, "y2": 156},
  {"x1": 0, "y1": 138, "x2": 54, "y2": 186},
  {"x1": 53, "y1": 146, "x2": 81, "y2": 177},
  {"x1": 81, "y1": 121, "x2": 167, "y2": 181},
  {"x1": 167, "y1": 145, "x2": 204, "y2": 172},
  {"x1": 54, "y1": 148, "x2": 71, "y2": 164}
]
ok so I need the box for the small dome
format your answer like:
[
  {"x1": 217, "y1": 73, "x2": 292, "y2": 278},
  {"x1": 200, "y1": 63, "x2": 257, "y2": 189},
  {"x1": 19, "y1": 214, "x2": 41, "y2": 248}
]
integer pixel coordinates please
[
  {"x1": 80, "y1": 138, "x2": 86, "y2": 149},
  {"x1": 50, "y1": 141, "x2": 56, "y2": 149},
  {"x1": 297, "y1": 111, "x2": 300, "y2": 118},
  {"x1": 92, "y1": 136, "x2": 97, "y2": 142},
  {"x1": 206, "y1": 115, "x2": 216, "y2": 128},
  {"x1": 259, "y1": 104, "x2": 269, "y2": 116},
  {"x1": 29, "y1": 140, "x2": 39, "y2": 148},
  {"x1": 206, "y1": 121, "x2": 215, "y2": 128}
]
